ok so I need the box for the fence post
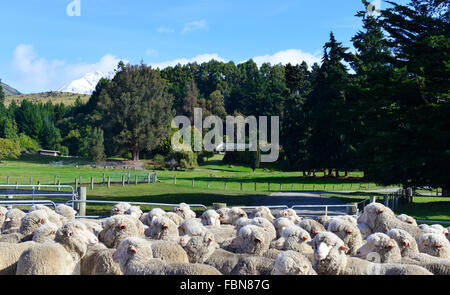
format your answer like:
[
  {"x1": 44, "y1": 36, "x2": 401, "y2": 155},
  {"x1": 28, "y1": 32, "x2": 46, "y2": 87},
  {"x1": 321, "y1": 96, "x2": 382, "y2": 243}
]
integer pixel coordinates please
[
  {"x1": 291, "y1": 184, "x2": 294, "y2": 192},
  {"x1": 91, "y1": 177, "x2": 94, "y2": 190},
  {"x1": 37, "y1": 181, "x2": 41, "y2": 190},
  {"x1": 240, "y1": 183, "x2": 243, "y2": 191},
  {"x1": 324, "y1": 185, "x2": 326, "y2": 191},
  {"x1": 7, "y1": 176, "x2": 10, "y2": 185},
  {"x1": 75, "y1": 179, "x2": 78, "y2": 191},
  {"x1": 192, "y1": 179, "x2": 195, "y2": 187},
  {"x1": 15, "y1": 181, "x2": 18, "y2": 189},
  {"x1": 224, "y1": 182, "x2": 227, "y2": 190},
  {"x1": 268, "y1": 182, "x2": 270, "y2": 191},
  {"x1": 54, "y1": 176, "x2": 57, "y2": 185},
  {"x1": 77, "y1": 187, "x2": 86, "y2": 217},
  {"x1": 384, "y1": 195, "x2": 389, "y2": 207},
  {"x1": 58, "y1": 180, "x2": 61, "y2": 191},
  {"x1": 135, "y1": 175, "x2": 138, "y2": 185},
  {"x1": 333, "y1": 185, "x2": 335, "y2": 191},
  {"x1": 208, "y1": 183, "x2": 210, "y2": 189},
  {"x1": 370, "y1": 196, "x2": 377, "y2": 203},
  {"x1": 30, "y1": 177, "x2": 32, "y2": 185},
  {"x1": 350, "y1": 184, "x2": 353, "y2": 191},
  {"x1": 107, "y1": 176, "x2": 111, "y2": 188},
  {"x1": 174, "y1": 175, "x2": 176, "y2": 185},
  {"x1": 148, "y1": 172, "x2": 151, "y2": 184},
  {"x1": 6, "y1": 195, "x2": 13, "y2": 209},
  {"x1": 302, "y1": 184, "x2": 305, "y2": 191},
  {"x1": 103, "y1": 173, "x2": 105, "y2": 185},
  {"x1": 128, "y1": 172, "x2": 131, "y2": 184},
  {"x1": 325, "y1": 206, "x2": 328, "y2": 216},
  {"x1": 122, "y1": 175, "x2": 125, "y2": 187},
  {"x1": 79, "y1": 176, "x2": 82, "y2": 185}
]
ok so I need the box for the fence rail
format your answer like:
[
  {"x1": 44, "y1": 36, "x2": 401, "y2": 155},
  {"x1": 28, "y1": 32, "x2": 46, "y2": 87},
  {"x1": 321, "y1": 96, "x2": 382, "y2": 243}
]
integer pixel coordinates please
[{"x1": 0, "y1": 199, "x2": 57, "y2": 210}]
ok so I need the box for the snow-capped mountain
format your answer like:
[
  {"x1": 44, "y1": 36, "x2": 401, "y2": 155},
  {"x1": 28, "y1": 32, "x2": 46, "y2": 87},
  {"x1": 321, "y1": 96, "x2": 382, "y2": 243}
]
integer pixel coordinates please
[{"x1": 59, "y1": 71, "x2": 115, "y2": 95}]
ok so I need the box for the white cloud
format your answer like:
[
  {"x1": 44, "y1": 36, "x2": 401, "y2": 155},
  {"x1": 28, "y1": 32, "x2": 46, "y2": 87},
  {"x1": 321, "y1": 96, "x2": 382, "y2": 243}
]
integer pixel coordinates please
[
  {"x1": 150, "y1": 53, "x2": 226, "y2": 69},
  {"x1": 247, "y1": 49, "x2": 322, "y2": 68},
  {"x1": 157, "y1": 26, "x2": 175, "y2": 33},
  {"x1": 182, "y1": 20, "x2": 208, "y2": 34},
  {"x1": 10, "y1": 44, "x2": 127, "y2": 93}
]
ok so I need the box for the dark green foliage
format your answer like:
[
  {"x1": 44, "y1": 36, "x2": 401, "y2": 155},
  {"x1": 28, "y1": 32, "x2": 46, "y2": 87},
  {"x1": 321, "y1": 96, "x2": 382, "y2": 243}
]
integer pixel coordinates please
[
  {"x1": 98, "y1": 62, "x2": 175, "y2": 161},
  {"x1": 0, "y1": 138, "x2": 21, "y2": 161},
  {"x1": 166, "y1": 150, "x2": 198, "y2": 170},
  {"x1": 88, "y1": 128, "x2": 105, "y2": 162}
]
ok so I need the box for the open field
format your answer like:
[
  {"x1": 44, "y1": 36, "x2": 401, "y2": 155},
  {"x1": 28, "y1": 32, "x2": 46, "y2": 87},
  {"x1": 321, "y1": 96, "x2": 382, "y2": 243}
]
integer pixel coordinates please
[{"x1": 4, "y1": 91, "x2": 90, "y2": 106}]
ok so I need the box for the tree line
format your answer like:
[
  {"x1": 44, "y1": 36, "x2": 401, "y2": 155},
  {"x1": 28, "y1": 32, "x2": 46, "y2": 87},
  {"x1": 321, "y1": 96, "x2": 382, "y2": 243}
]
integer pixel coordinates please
[{"x1": 0, "y1": 0, "x2": 448, "y2": 193}]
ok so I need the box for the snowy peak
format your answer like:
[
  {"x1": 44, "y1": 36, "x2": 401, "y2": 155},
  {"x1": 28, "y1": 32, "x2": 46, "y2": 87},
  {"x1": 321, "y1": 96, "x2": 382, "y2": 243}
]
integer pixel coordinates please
[{"x1": 59, "y1": 71, "x2": 115, "y2": 95}]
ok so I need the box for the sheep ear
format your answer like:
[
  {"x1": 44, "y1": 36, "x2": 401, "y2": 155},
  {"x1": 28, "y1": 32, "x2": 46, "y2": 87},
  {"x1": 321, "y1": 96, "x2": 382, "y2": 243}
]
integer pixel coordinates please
[
  {"x1": 346, "y1": 229, "x2": 353, "y2": 234},
  {"x1": 40, "y1": 218, "x2": 46, "y2": 224},
  {"x1": 436, "y1": 244, "x2": 442, "y2": 248},
  {"x1": 402, "y1": 240, "x2": 411, "y2": 247},
  {"x1": 254, "y1": 237, "x2": 263, "y2": 243},
  {"x1": 376, "y1": 209, "x2": 384, "y2": 215},
  {"x1": 67, "y1": 231, "x2": 73, "y2": 237},
  {"x1": 240, "y1": 213, "x2": 245, "y2": 217},
  {"x1": 161, "y1": 224, "x2": 168, "y2": 229},
  {"x1": 339, "y1": 245, "x2": 349, "y2": 252},
  {"x1": 387, "y1": 242, "x2": 396, "y2": 249},
  {"x1": 129, "y1": 246, "x2": 138, "y2": 254},
  {"x1": 302, "y1": 235, "x2": 309, "y2": 241},
  {"x1": 119, "y1": 224, "x2": 127, "y2": 230}
]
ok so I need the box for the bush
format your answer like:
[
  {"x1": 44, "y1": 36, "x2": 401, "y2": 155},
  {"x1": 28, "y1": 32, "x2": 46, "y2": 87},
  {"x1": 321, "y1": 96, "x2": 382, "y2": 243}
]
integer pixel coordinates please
[
  {"x1": 0, "y1": 138, "x2": 21, "y2": 161},
  {"x1": 18, "y1": 133, "x2": 40, "y2": 152},
  {"x1": 166, "y1": 150, "x2": 198, "y2": 170},
  {"x1": 55, "y1": 144, "x2": 69, "y2": 156},
  {"x1": 153, "y1": 154, "x2": 165, "y2": 169}
]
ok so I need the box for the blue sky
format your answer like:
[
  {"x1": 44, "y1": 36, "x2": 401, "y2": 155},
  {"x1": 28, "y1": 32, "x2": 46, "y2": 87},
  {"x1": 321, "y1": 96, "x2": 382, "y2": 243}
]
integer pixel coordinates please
[{"x1": 0, "y1": 0, "x2": 408, "y2": 93}]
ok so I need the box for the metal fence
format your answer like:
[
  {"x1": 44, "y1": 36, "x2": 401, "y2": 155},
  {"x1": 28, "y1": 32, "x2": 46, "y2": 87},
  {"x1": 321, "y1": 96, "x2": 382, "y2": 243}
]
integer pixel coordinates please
[{"x1": 0, "y1": 184, "x2": 77, "y2": 208}]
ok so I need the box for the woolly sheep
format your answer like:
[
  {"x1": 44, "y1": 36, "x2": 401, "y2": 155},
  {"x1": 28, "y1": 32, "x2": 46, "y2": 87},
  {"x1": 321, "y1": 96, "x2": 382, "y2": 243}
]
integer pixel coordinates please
[
  {"x1": 81, "y1": 243, "x2": 122, "y2": 275},
  {"x1": 29, "y1": 205, "x2": 66, "y2": 227},
  {"x1": 397, "y1": 214, "x2": 417, "y2": 226},
  {"x1": 163, "y1": 263, "x2": 222, "y2": 275},
  {"x1": 55, "y1": 204, "x2": 77, "y2": 221},
  {"x1": 357, "y1": 223, "x2": 373, "y2": 240},
  {"x1": 200, "y1": 210, "x2": 221, "y2": 227},
  {"x1": 216, "y1": 208, "x2": 231, "y2": 224},
  {"x1": 19, "y1": 210, "x2": 50, "y2": 236},
  {"x1": 144, "y1": 208, "x2": 166, "y2": 226},
  {"x1": 205, "y1": 225, "x2": 237, "y2": 245},
  {"x1": 418, "y1": 233, "x2": 450, "y2": 259},
  {"x1": 77, "y1": 219, "x2": 104, "y2": 237},
  {"x1": 327, "y1": 219, "x2": 364, "y2": 256},
  {"x1": 220, "y1": 207, "x2": 247, "y2": 225},
  {"x1": 298, "y1": 219, "x2": 326, "y2": 238},
  {"x1": 112, "y1": 237, "x2": 166, "y2": 275},
  {"x1": 178, "y1": 218, "x2": 207, "y2": 236},
  {"x1": 274, "y1": 251, "x2": 317, "y2": 275},
  {"x1": 145, "y1": 215, "x2": 179, "y2": 241},
  {"x1": 274, "y1": 226, "x2": 313, "y2": 255},
  {"x1": 179, "y1": 231, "x2": 217, "y2": 263},
  {"x1": 32, "y1": 223, "x2": 58, "y2": 244},
  {"x1": 230, "y1": 256, "x2": 275, "y2": 275},
  {"x1": 233, "y1": 217, "x2": 251, "y2": 231},
  {"x1": 0, "y1": 232, "x2": 27, "y2": 243},
  {"x1": 204, "y1": 249, "x2": 248, "y2": 275},
  {"x1": 172, "y1": 203, "x2": 196, "y2": 219},
  {"x1": 310, "y1": 231, "x2": 432, "y2": 275},
  {"x1": 250, "y1": 217, "x2": 277, "y2": 241},
  {"x1": 0, "y1": 206, "x2": 8, "y2": 227},
  {"x1": 148, "y1": 240, "x2": 189, "y2": 263},
  {"x1": 250, "y1": 206, "x2": 275, "y2": 223},
  {"x1": 2, "y1": 209, "x2": 26, "y2": 233},
  {"x1": 356, "y1": 233, "x2": 402, "y2": 263},
  {"x1": 165, "y1": 212, "x2": 185, "y2": 225},
  {"x1": 17, "y1": 221, "x2": 99, "y2": 275},
  {"x1": 232, "y1": 225, "x2": 270, "y2": 255},
  {"x1": 125, "y1": 206, "x2": 143, "y2": 219},
  {"x1": 357, "y1": 203, "x2": 423, "y2": 240},
  {"x1": 98, "y1": 215, "x2": 140, "y2": 248},
  {"x1": 0, "y1": 241, "x2": 37, "y2": 275},
  {"x1": 111, "y1": 202, "x2": 132, "y2": 216},
  {"x1": 388, "y1": 228, "x2": 450, "y2": 275},
  {"x1": 279, "y1": 209, "x2": 302, "y2": 224},
  {"x1": 273, "y1": 217, "x2": 295, "y2": 239}
]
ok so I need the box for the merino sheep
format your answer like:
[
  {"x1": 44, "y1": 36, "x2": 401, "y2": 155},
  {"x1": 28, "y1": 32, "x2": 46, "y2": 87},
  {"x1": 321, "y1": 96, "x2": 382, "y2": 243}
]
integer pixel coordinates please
[
  {"x1": 111, "y1": 202, "x2": 132, "y2": 216},
  {"x1": 125, "y1": 206, "x2": 143, "y2": 219},
  {"x1": 250, "y1": 217, "x2": 277, "y2": 241},
  {"x1": 145, "y1": 215, "x2": 179, "y2": 241},
  {"x1": 216, "y1": 208, "x2": 231, "y2": 224},
  {"x1": 55, "y1": 204, "x2": 77, "y2": 221},
  {"x1": 386, "y1": 229, "x2": 450, "y2": 275},
  {"x1": 204, "y1": 249, "x2": 248, "y2": 275},
  {"x1": 148, "y1": 240, "x2": 189, "y2": 263},
  {"x1": 178, "y1": 218, "x2": 207, "y2": 236},
  {"x1": 298, "y1": 219, "x2": 326, "y2": 238},
  {"x1": 143, "y1": 208, "x2": 166, "y2": 226},
  {"x1": 200, "y1": 210, "x2": 221, "y2": 227},
  {"x1": 32, "y1": 223, "x2": 58, "y2": 244},
  {"x1": 29, "y1": 205, "x2": 66, "y2": 227},
  {"x1": 327, "y1": 219, "x2": 364, "y2": 256},
  {"x1": 0, "y1": 232, "x2": 27, "y2": 243},
  {"x1": 397, "y1": 214, "x2": 417, "y2": 226},
  {"x1": 81, "y1": 243, "x2": 122, "y2": 275},
  {"x1": 232, "y1": 225, "x2": 270, "y2": 255},
  {"x1": 2, "y1": 209, "x2": 26, "y2": 233},
  {"x1": 220, "y1": 207, "x2": 247, "y2": 225},
  {"x1": 99, "y1": 215, "x2": 140, "y2": 248},
  {"x1": 233, "y1": 217, "x2": 251, "y2": 231},
  {"x1": 274, "y1": 251, "x2": 317, "y2": 275},
  {"x1": 357, "y1": 223, "x2": 373, "y2": 240},
  {"x1": 356, "y1": 233, "x2": 402, "y2": 263},
  {"x1": 17, "y1": 221, "x2": 99, "y2": 275},
  {"x1": 165, "y1": 212, "x2": 185, "y2": 226},
  {"x1": 250, "y1": 207, "x2": 275, "y2": 223},
  {"x1": 357, "y1": 203, "x2": 423, "y2": 240},
  {"x1": 0, "y1": 241, "x2": 37, "y2": 275},
  {"x1": 19, "y1": 210, "x2": 49, "y2": 236},
  {"x1": 279, "y1": 209, "x2": 302, "y2": 224},
  {"x1": 230, "y1": 256, "x2": 275, "y2": 275},
  {"x1": 310, "y1": 231, "x2": 432, "y2": 275},
  {"x1": 418, "y1": 233, "x2": 450, "y2": 259},
  {"x1": 274, "y1": 226, "x2": 313, "y2": 255},
  {"x1": 172, "y1": 203, "x2": 196, "y2": 219},
  {"x1": 163, "y1": 263, "x2": 222, "y2": 275},
  {"x1": 0, "y1": 206, "x2": 8, "y2": 227},
  {"x1": 205, "y1": 225, "x2": 237, "y2": 245},
  {"x1": 273, "y1": 217, "x2": 295, "y2": 239},
  {"x1": 179, "y1": 231, "x2": 217, "y2": 263}
]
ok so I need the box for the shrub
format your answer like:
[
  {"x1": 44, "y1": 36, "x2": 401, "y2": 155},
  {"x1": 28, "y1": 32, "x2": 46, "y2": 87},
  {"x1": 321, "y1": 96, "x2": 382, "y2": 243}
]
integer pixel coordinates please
[
  {"x1": 0, "y1": 138, "x2": 21, "y2": 161},
  {"x1": 166, "y1": 150, "x2": 198, "y2": 170},
  {"x1": 18, "y1": 133, "x2": 40, "y2": 152},
  {"x1": 153, "y1": 154, "x2": 165, "y2": 169}
]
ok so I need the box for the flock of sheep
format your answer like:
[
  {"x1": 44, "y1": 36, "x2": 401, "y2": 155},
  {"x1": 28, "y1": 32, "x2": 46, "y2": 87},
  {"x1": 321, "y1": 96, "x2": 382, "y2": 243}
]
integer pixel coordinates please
[{"x1": 0, "y1": 201, "x2": 449, "y2": 275}]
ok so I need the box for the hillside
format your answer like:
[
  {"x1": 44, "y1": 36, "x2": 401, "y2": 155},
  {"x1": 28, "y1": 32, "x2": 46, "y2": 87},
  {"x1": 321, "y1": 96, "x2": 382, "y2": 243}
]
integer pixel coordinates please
[
  {"x1": 4, "y1": 91, "x2": 90, "y2": 106},
  {"x1": 1, "y1": 82, "x2": 21, "y2": 96}
]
